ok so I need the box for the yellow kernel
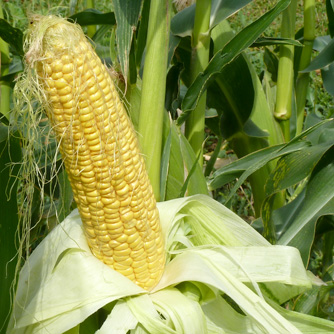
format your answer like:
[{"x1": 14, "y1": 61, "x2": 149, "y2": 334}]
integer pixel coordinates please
[
  {"x1": 52, "y1": 61, "x2": 62, "y2": 72},
  {"x1": 144, "y1": 239, "x2": 155, "y2": 250},
  {"x1": 79, "y1": 113, "x2": 94, "y2": 122},
  {"x1": 87, "y1": 138, "x2": 100, "y2": 146},
  {"x1": 87, "y1": 84, "x2": 98, "y2": 95},
  {"x1": 108, "y1": 239, "x2": 120, "y2": 249},
  {"x1": 124, "y1": 227, "x2": 137, "y2": 236},
  {"x1": 93, "y1": 159, "x2": 108, "y2": 168},
  {"x1": 60, "y1": 54, "x2": 71, "y2": 64},
  {"x1": 121, "y1": 151, "x2": 132, "y2": 163},
  {"x1": 116, "y1": 234, "x2": 128, "y2": 243},
  {"x1": 135, "y1": 273, "x2": 150, "y2": 283},
  {"x1": 51, "y1": 71, "x2": 63, "y2": 80},
  {"x1": 63, "y1": 73, "x2": 74, "y2": 82},
  {"x1": 63, "y1": 100, "x2": 76, "y2": 109},
  {"x1": 96, "y1": 182, "x2": 109, "y2": 190},
  {"x1": 117, "y1": 258, "x2": 133, "y2": 267},
  {"x1": 101, "y1": 197, "x2": 116, "y2": 206},
  {"x1": 90, "y1": 90, "x2": 102, "y2": 102},
  {"x1": 106, "y1": 219, "x2": 122, "y2": 229},
  {"x1": 80, "y1": 211, "x2": 90, "y2": 220},
  {"x1": 150, "y1": 270, "x2": 163, "y2": 280},
  {"x1": 112, "y1": 169, "x2": 125, "y2": 180},
  {"x1": 108, "y1": 226, "x2": 123, "y2": 235},
  {"x1": 86, "y1": 189, "x2": 99, "y2": 197},
  {"x1": 99, "y1": 188, "x2": 112, "y2": 196},
  {"x1": 81, "y1": 170, "x2": 95, "y2": 178},
  {"x1": 99, "y1": 78, "x2": 107, "y2": 89},
  {"x1": 44, "y1": 63, "x2": 52, "y2": 75},
  {"x1": 94, "y1": 229, "x2": 109, "y2": 237},
  {"x1": 93, "y1": 221, "x2": 107, "y2": 230},
  {"x1": 136, "y1": 221, "x2": 148, "y2": 231},
  {"x1": 90, "y1": 216, "x2": 105, "y2": 224},
  {"x1": 144, "y1": 279, "x2": 156, "y2": 289},
  {"x1": 131, "y1": 248, "x2": 146, "y2": 261},
  {"x1": 121, "y1": 211, "x2": 134, "y2": 222},
  {"x1": 104, "y1": 215, "x2": 120, "y2": 224},
  {"x1": 114, "y1": 243, "x2": 129, "y2": 251},
  {"x1": 102, "y1": 249, "x2": 113, "y2": 257},
  {"x1": 93, "y1": 63, "x2": 101, "y2": 75},
  {"x1": 97, "y1": 234, "x2": 110, "y2": 243},
  {"x1": 113, "y1": 248, "x2": 131, "y2": 257},
  {"x1": 58, "y1": 85, "x2": 72, "y2": 96},
  {"x1": 127, "y1": 232, "x2": 140, "y2": 245},
  {"x1": 133, "y1": 208, "x2": 145, "y2": 219},
  {"x1": 92, "y1": 98, "x2": 103, "y2": 109},
  {"x1": 124, "y1": 220, "x2": 136, "y2": 229},
  {"x1": 104, "y1": 207, "x2": 119, "y2": 215},
  {"x1": 89, "y1": 143, "x2": 103, "y2": 151},
  {"x1": 129, "y1": 238, "x2": 143, "y2": 251},
  {"x1": 86, "y1": 196, "x2": 100, "y2": 204},
  {"x1": 89, "y1": 207, "x2": 104, "y2": 215},
  {"x1": 114, "y1": 265, "x2": 133, "y2": 276},
  {"x1": 124, "y1": 169, "x2": 136, "y2": 182},
  {"x1": 62, "y1": 63, "x2": 74, "y2": 74},
  {"x1": 89, "y1": 202, "x2": 104, "y2": 211},
  {"x1": 115, "y1": 183, "x2": 130, "y2": 196},
  {"x1": 80, "y1": 175, "x2": 95, "y2": 184},
  {"x1": 85, "y1": 227, "x2": 95, "y2": 238},
  {"x1": 83, "y1": 125, "x2": 96, "y2": 134},
  {"x1": 96, "y1": 170, "x2": 110, "y2": 179},
  {"x1": 120, "y1": 197, "x2": 131, "y2": 207},
  {"x1": 132, "y1": 260, "x2": 148, "y2": 270},
  {"x1": 148, "y1": 259, "x2": 160, "y2": 270}
]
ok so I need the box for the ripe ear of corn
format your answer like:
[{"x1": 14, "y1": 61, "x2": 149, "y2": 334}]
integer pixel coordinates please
[{"x1": 26, "y1": 15, "x2": 165, "y2": 290}]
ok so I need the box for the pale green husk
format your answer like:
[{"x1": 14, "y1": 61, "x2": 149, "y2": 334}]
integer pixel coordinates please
[{"x1": 7, "y1": 195, "x2": 334, "y2": 334}]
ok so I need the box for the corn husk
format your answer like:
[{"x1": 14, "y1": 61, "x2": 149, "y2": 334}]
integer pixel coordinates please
[{"x1": 7, "y1": 195, "x2": 334, "y2": 334}]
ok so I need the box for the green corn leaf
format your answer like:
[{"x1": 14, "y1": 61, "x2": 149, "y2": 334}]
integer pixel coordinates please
[
  {"x1": 179, "y1": 131, "x2": 208, "y2": 196},
  {"x1": 171, "y1": 0, "x2": 253, "y2": 38},
  {"x1": 251, "y1": 36, "x2": 302, "y2": 47},
  {"x1": 278, "y1": 147, "x2": 334, "y2": 264},
  {"x1": 302, "y1": 37, "x2": 334, "y2": 72},
  {"x1": 0, "y1": 132, "x2": 21, "y2": 333},
  {"x1": 0, "y1": 19, "x2": 23, "y2": 56},
  {"x1": 162, "y1": 120, "x2": 185, "y2": 200},
  {"x1": 69, "y1": 9, "x2": 116, "y2": 26},
  {"x1": 178, "y1": 0, "x2": 291, "y2": 124},
  {"x1": 113, "y1": 0, "x2": 142, "y2": 82}
]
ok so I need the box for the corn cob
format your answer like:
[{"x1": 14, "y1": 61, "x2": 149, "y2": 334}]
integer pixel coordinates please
[{"x1": 26, "y1": 15, "x2": 165, "y2": 290}]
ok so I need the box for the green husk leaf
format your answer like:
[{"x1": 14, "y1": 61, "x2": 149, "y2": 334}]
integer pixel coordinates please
[
  {"x1": 9, "y1": 195, "x2": 330, "y2": 334},
  {"x1": 96, "y1": 300, "x2": 138, "y2": 334},
  {"x1": 7, "y1": 210, "x2": 144, "y2": 334}
]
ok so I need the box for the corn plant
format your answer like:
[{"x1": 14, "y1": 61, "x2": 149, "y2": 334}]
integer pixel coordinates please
[{"x1": 1, "y1": 0, "x2": 334, "y2": 333}]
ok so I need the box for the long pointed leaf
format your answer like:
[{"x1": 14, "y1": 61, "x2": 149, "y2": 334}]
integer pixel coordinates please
[
  {"x1": 113, "y1": 0, "x2": 142, "y2": 82},
  {"x1": 0, "y1": 132, "x2": 21, "y2": 333},
  {"x1": 178, "y1": 0, "x2": 291, "y2": 124},
  {"x1": 278, "y1": 148, "x2": 334, "y2": 261}
]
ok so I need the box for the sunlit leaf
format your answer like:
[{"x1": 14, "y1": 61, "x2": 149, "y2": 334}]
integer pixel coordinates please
[
  {"x1": 113, "y1": 0, "x2": 142, "y2": 81},
  {"x1": 179, "y1": 0, "x2": 290, "y2": 124},
  {"x1": 10, "y1": 195, "x2": 329, "y2": 333},
  {"x1": 278, "y1": 148, "x2": 334, "y2": 264},
  {"x1": 171, "y1": 0, "x2": 253, "y2": 37},
  {"x1": 302, "y1": 38, "x2": 334, "y2": 72}
]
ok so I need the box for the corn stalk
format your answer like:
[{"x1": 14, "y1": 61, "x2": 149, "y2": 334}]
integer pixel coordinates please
[{"x1": 138, "y1": 0, "x2": 171, "y2": 200}]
